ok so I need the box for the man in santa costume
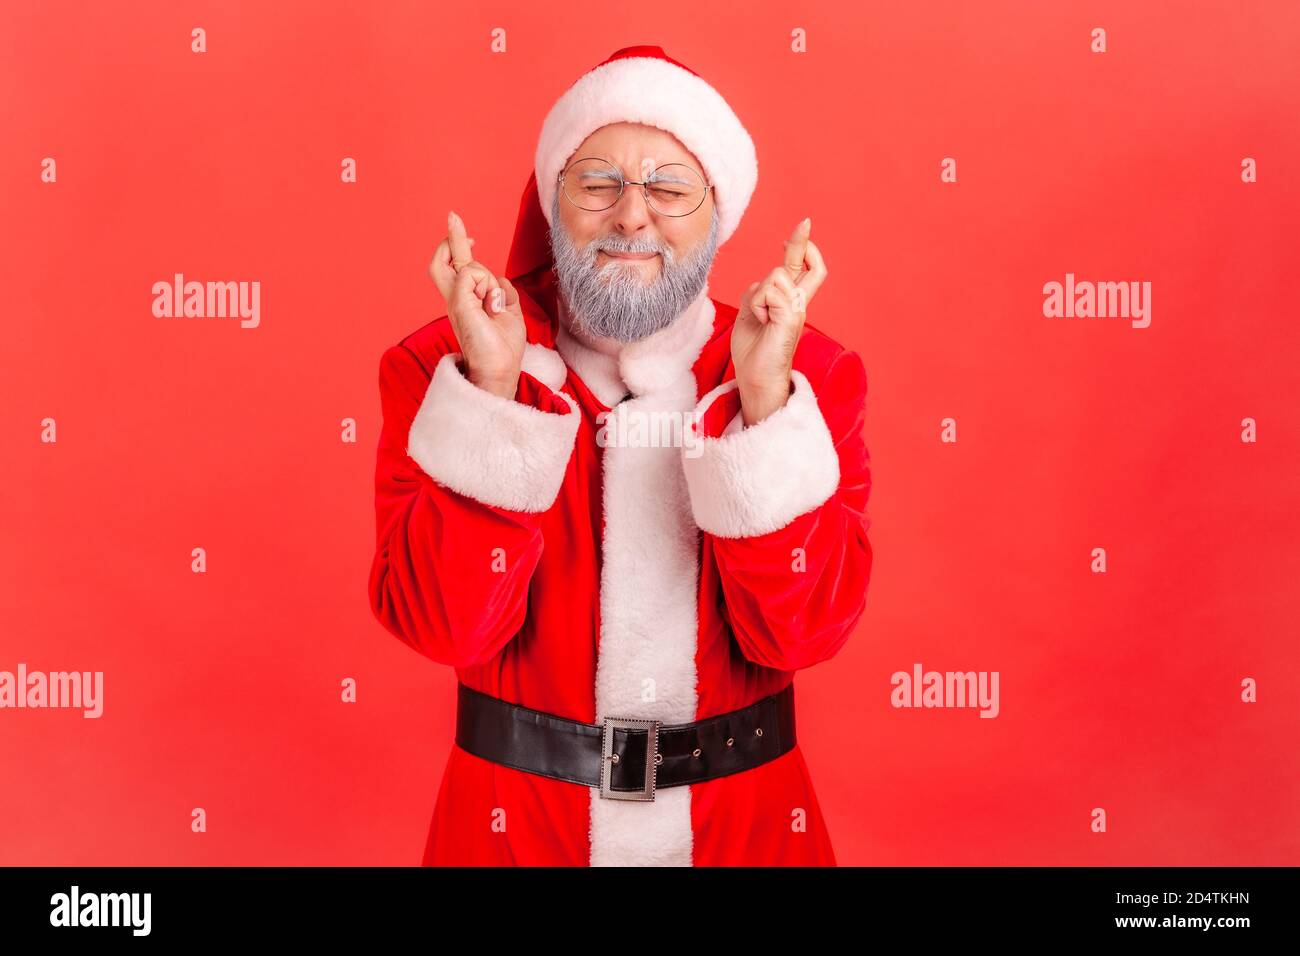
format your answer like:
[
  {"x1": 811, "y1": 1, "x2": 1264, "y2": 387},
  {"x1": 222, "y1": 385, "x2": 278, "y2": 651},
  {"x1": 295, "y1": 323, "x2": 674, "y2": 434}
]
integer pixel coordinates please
[{"x1": 368, "y1": 45, "x2": 874, "y2": 866}]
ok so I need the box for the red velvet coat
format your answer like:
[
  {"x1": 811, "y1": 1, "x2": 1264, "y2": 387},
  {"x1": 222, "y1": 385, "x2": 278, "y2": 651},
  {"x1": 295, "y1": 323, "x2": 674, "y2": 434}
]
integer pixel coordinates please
[{"x1": 368, "y1": 266, "x2": 873, "y2": 866}]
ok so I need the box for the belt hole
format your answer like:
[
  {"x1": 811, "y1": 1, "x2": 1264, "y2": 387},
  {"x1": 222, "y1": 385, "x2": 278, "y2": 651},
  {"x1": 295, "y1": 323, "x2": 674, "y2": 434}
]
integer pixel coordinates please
[
  {"x1": 609, "y1": 753, "x2": 620, "y2": 764},
  {"x1": 755, "y1": 727, "x2": 763, "y2": 737},
  {"x1": 654, "y1": 753, "x2": 663, "y2": 765},
  {"x1": 726, "y1": 737, "x2": 734, "y2": 747},
  {"x1": 692, "y1": 748, "x2": 701, "y2": 758}
]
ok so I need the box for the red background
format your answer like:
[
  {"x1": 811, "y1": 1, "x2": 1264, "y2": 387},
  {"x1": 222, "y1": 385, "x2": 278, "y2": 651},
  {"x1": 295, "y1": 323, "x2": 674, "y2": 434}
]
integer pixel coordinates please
[{"x1": 3, "y1": 0, "x2": 1298, "y2": 865}]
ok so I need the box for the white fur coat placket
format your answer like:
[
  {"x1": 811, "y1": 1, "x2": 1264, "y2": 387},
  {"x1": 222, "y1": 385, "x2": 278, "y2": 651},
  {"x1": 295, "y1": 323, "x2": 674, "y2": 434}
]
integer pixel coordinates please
[{"x1": 554, "y1": 285, "x2": 718, "y2": 867}]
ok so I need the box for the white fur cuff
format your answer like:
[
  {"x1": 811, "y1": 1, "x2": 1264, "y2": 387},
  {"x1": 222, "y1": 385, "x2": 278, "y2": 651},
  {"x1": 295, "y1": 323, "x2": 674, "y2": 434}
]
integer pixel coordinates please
[
  {"x1": 407, "y1": 352, "x2": 581, "y2": 513},
  {"x1": 682, "y1": 370, "x2": 841, "y2": 538}
]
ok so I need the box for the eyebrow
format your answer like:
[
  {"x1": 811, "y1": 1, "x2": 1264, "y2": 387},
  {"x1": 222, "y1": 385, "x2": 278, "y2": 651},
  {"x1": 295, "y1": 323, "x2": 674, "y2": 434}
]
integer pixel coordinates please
[
  {"x1": 577, "y1": 166, "x2": 622, "y2": 181},
  {"x1": 647, "y1": 168, "x2": 697, "y2": 186}
]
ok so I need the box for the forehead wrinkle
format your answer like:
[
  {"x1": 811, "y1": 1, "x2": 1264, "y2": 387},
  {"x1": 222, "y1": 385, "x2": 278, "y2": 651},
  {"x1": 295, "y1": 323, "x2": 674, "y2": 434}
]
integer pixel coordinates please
[{"x1": 588, "y1": 140, "x2": 700, "y2": 177}]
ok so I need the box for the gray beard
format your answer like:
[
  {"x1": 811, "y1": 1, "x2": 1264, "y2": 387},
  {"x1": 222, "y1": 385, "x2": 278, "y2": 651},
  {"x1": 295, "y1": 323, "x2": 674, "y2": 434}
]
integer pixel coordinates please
[{"x1": 548, "y1": 189, "x2": 718, "y2": 343}]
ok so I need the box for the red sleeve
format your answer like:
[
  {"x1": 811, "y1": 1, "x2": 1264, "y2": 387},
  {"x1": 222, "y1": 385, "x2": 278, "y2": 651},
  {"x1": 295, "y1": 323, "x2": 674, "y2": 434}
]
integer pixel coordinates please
[
  {"x1": 682, "y1": 348, "x2": 873, "y2": 672},
  {"x1": 367, "y1": 344, "x2": 580, "y2": 668}
]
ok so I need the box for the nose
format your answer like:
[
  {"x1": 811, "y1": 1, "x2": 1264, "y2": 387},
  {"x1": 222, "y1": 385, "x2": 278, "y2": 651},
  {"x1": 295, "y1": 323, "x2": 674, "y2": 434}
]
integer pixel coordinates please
[{"x1": 611, "y1": 184, "x2": 654, "y2": 237}]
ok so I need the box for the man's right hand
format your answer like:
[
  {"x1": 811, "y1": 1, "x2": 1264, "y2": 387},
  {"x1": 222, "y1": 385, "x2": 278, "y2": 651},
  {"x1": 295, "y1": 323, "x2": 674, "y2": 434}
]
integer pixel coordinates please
[{"x1": 429, "y1": 210, "x2": 526, "y2": 399}]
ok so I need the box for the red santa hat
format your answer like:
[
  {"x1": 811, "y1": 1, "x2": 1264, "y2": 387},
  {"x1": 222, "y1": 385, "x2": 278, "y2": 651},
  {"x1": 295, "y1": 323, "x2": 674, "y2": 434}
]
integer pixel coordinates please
[{"x1": 505, "y1": 45, "x2": 758, "y2": 280}]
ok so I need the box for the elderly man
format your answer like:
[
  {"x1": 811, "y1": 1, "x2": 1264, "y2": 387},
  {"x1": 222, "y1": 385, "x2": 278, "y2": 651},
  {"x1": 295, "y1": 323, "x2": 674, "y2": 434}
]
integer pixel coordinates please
[{"x1": 368, "y1": 45, "x2": 874, "y2": 866}]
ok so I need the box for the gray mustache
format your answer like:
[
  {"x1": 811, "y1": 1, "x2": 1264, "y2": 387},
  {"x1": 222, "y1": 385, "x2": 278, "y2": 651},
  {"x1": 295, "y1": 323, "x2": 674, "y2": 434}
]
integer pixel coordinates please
[{"x1": 590, "y1": 237, "x2": 672, "y2": 259}]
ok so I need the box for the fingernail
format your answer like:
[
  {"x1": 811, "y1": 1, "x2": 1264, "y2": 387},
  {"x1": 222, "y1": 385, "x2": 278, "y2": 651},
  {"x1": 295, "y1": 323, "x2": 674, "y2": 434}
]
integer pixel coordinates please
[{"x1": 803, "y1": 217, "x2": 812, "y2": 228}]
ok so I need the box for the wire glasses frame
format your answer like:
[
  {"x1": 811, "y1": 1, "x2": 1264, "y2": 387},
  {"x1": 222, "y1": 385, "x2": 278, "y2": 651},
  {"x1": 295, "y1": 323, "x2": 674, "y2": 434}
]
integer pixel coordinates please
[{"x1": 557, "y1": 157, "x2": 714, "y2": 217}]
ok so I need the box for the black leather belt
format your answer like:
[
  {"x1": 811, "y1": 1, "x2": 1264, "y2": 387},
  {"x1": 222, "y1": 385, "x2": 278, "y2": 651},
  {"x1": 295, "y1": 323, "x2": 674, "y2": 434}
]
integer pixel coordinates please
[{"x1": 455, "y1": 681, "x2": 797, "y2": 801}]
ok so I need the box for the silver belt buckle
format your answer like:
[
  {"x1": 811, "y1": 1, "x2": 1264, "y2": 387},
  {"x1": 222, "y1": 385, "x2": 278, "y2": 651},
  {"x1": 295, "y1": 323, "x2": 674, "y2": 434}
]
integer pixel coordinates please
[{"x1": 599, "y1": 716, "x2": 660, "y2": 801}]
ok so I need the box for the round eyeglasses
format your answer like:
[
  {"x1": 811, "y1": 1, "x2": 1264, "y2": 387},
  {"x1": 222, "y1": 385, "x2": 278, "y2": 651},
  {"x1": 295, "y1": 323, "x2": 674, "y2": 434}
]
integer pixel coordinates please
[{"x1": 558, "y1": 157, "x2": 713, "y2": 217}]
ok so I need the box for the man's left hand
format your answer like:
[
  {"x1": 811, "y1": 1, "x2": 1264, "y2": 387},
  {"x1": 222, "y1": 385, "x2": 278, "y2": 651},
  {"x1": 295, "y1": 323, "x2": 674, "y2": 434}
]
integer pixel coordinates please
[{"x1": 731, "y1": 218, "x2": 828, "y2": 426}]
